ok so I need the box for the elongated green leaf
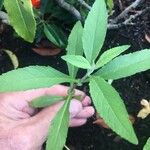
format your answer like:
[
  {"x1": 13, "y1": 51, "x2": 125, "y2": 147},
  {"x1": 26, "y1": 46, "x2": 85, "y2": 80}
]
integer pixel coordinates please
[
  {"x1": 44, "y1": 24, "x2": 67, "y2": 48},
  {"x1": 66, "y1": 21, "x2": 83, "y2": 77},
  {"x1": 30, "y1": 95, "x2": 63, "y2": 108},
  {"x1": 4, "y1": 0, "x2": 36, "y2": 42},
  {"x1": 89, "y1": 76, "x2": 138, "y2": 144},
  {"x1": 0, "y1": 66, "x2": 76, "y2": 92},
  {"x1": 144, "y1": 138, "x2": 150, "y2": 150},
  {"x1": 96, "y1": 45, "x2": 130, "y2": 68},
  {"x1": 82, "y1": 0, "x2": 108, "y2": 63},
  {"x1": 62, "y1": 55, "x2": 91, "y2": 69},
  {"x1": 46, "y1": 96, "x2": 70, "y2": 150},
  {"x1": 95, "y1": 49, "x2": 150, "y2": 80}
]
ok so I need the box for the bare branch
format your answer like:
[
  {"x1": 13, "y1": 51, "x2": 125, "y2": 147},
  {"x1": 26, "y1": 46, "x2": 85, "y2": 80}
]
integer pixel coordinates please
[
  {"x1": 0, "y1": 11, "x2": 9, "y2": 24},
  {"x1": 108, "y1": 7, "x2": 150, "y2": 29},
  {"x1": 112, "y1": 0, "x2": 143, "y2": 23},
  {"x1": 78, "y1": 0, "x2": 91, "y2": 10},
  {"x1": 55, "y1": 0, "x2": 82, "y2": 20},
  {"x1": 55, "y1": 0, "x2": 148, "y2": 30},
  {"x1": 124, "y1": 7, "x2": 150, "y2": 23}
]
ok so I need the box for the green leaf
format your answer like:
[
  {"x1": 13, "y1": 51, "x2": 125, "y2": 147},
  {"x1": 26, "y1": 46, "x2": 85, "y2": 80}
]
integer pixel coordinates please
[
  {"x1": 106, "y1": 0, "x2": 114, "y2": 13},
  {"x1": 96, "y1": 45, "x2": 130, "y2": 68},
  {"x1": 144, "y1": 138, "x2": 150, "y2": 150},
  {"x1": 0, "y1": 66, "x2": 76, "y2": 92},
  {"x1": 40, "y1": 0, "x2": 53, "y2": 14},
  {"x1": 30, "y1": 95, "x2": 63, "y2": 108},
  {"x1": 82, "y1": 0, "x2": 108, "y2": 63},
  {"x1": 66, "y1": 21, "x2": 83, "y2": 78},
  {"x1": 89, "y1": 76, "x2": 138, "y2": 144},
  {"x1": 4, "y1": 0, "x2": 36, "y2": 42},
  {"x1": 44, "y1": 24, "x2": 67, "y2": 48},
  {"x1": 0, "y1": 0, "x2": 4, "y2": 10},
  {"x1": 46, "y1": 96, "x2": 70, "y2": 150},
  {"x1": 95, "y1": 49, "x2": 150, "y2": 80},
  {"x1": 62, "y1": 55, "x2": 91, "y2": 69}
]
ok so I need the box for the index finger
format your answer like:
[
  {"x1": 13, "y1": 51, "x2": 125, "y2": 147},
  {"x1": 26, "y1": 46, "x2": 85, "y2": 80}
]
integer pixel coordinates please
[{"x1": 2, "y1": 85, "x2": 85, "y2": 102}]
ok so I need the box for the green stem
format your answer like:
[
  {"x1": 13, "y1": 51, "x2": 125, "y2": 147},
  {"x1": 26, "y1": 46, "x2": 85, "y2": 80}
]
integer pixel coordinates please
[
  {"x1": 78, "y1": 67, "x2": 95, "y2": 85},
  {"x1": 64, "y1": 145, "x2": 70, "y2": 150},
  {"x1": 67, "y1": 83, "x2": 76, "y2": 97}
]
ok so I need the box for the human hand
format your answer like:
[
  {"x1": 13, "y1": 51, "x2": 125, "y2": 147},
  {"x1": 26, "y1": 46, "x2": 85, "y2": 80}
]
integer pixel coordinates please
[{"x1": 0, "y1": 85, "x2": 94, "y2": 150}]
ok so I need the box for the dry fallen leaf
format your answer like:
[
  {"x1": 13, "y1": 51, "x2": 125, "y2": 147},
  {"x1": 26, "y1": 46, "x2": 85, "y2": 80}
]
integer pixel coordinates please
[
  {"x1": 3, "y1": 49, "x2": 19, "y2": 69},
  {"x1": 145, "y1": 34, "x2": 150, "y2": 43},
  {"x1": 93, "y1": 117, "x2": 109, "y2": 129},
  {"x1": 32, "y1": 39, "x2": 62, "y2": 56},
  {"x1": 94, "y1": 113, "x2": 135, "y2": 129},
  {"x1": 129, "y1": 115, "x2": 135, "y2": 124},
  {"x1": 32, "y1": 48, "x2": 61, "y2": 56},
  {"x1": 137, "y1": 99, "x2": 150, "y2": 119}
]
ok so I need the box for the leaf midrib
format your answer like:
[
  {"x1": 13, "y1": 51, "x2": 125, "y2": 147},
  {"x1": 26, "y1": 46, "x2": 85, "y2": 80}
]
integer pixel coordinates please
[
  {"x1": 100, "y1": 54, "x2": 150, "y2": 77},
  {"x1": 92, "y1": 79, "x2": 132, "y2": 137},
  {"x1": 3, "y1": 76, "x2": 73, "y2": 82},
  {"x1": 50, "y1": 100, "x2": 69, "y2": 148},
  {"x1": 90, "y1": 7, "x2": 100, "y2": 62},
  {"x1": 16, "y1": 0, "x2": 31, "y2": 35}
]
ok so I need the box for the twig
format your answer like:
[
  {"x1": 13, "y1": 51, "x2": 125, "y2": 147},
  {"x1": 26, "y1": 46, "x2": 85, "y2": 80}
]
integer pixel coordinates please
[
  {"x1": 0, "y1": 11, "x2": 9, "y2": 24},
  {"x1": 125, "y1": 7, "x2": 150, "y2": 24},
  {"x1": 55, "y1": 0, "x2": 82, "y2": 20},
  {"x1": 112, "y1": 0, "x2": 143, "y2": 23},
  {"x1": 123, "y1": 10, "x2": 142, "y2": 24},
  {"x1": 118, "y1": 0, "x2": 124, "y2": 11},
  {"x1": 107, "y1": 23, "x2": 122, "y2": 29},
  {"x1": 108, "y1": 7, "x2": 150, "y2": 29},
  {"x1": 78, "y1": 0, "x2": 91, "y2": 10},
  {"x1": 64, "y1": 145, "x2": 70, "y2": 150},
  {"x1": 55, "y1": 0, "x2": 147, "y2": 30}
]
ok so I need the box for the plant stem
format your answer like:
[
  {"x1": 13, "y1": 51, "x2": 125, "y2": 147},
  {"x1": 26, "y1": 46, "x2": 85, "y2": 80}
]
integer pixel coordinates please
[
  {"x1": 79, "y1": 66, "x2": 95, "y2": 85},
  {"x1": 78, "y1": 0, "x2": 91, "y2": 10},
  {"x1": 64, "y1": 145, "x2": 70, "y2": 150},
  {"x1": 67, "y1": 83, "x2": 76, "y2": 96},
  {"x1": 55, "y1": 0, "x2": 82, "y2": 20},
  {"x1": 112, "y1": 0, "x2": 143, "y2": 23}
]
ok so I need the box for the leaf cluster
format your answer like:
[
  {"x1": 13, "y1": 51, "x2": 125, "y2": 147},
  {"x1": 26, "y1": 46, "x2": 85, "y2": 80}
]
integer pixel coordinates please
[
  {"x1": 1, "y1": 0, "x2": 114, "y2": 45},
  {"x1": 0, "y1": 0, "x2": 150, "y2": 150}
]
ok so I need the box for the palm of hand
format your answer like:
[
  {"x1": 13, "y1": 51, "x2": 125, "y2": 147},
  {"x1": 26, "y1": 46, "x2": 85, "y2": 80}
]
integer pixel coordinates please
[{"x1": 0, "y1": 85, "x2": 94, "y2": 150}]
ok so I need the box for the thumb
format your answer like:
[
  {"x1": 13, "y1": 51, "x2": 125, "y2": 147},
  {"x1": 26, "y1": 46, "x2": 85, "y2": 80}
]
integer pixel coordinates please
[
  {"x1": 25, "y1": 99, "x2": 84, "y2": 145},
  {"x1": 26, "y1": 101, "x2": 64, "y2": 145}
]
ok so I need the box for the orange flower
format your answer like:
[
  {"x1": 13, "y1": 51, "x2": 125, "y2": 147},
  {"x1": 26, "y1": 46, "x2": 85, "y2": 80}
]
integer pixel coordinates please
[{"x1": 31, "y1": 0, "x2": 40, "y2": 9}]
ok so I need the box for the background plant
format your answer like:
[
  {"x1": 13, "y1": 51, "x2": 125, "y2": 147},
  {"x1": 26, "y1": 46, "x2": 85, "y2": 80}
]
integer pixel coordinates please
[
  {"x1": 0, "y1": 0, "x2": 150, "y2": 150},
  {"x1": 1, "y1": 0, "x2": 148, "y2": 47}
]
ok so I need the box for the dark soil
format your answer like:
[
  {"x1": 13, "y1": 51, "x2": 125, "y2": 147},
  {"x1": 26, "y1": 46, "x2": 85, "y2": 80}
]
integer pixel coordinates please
[{"x1": 0, "y1": 0, "x2": 150, "y2": 149}]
